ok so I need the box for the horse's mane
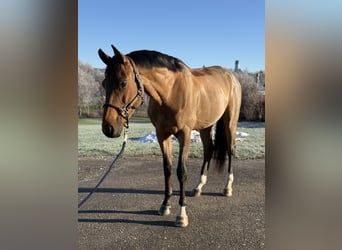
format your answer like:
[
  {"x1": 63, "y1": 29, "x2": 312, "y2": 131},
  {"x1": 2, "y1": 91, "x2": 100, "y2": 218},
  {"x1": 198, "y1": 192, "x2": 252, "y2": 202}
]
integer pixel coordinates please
[{"x1": 126, "y1": 50, "x2": 186, "y2": 72}]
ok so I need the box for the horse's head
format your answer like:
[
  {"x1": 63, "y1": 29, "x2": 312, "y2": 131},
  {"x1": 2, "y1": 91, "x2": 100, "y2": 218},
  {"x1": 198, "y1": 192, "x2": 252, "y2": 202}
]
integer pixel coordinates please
[{"x1": 98, "y1": 45, "x2": 144, "y2": 138}]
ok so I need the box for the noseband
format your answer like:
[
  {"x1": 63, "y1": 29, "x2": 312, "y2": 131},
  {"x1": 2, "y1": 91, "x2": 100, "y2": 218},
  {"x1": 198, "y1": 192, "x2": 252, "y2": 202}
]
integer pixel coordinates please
[{"x1": 103, "y1": 57, "x2": 144, "y2": 128}]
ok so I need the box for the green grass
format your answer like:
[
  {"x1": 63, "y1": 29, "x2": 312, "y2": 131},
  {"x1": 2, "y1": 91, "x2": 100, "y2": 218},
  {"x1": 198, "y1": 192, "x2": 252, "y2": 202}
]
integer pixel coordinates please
[
  {"x1": 234, "y1": 122, "x2": 265, "y2": 159},
  {"x1": 78, "y1": 119, "x2": 265, "y2": 160},
  {"x1": 78, "y1": 118, "x2": 102, "y2": 125}
]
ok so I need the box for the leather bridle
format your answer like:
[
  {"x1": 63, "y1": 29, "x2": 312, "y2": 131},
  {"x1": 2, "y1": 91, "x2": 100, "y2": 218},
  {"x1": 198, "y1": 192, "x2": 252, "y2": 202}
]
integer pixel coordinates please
[{"x1": 102, "y1": 56, "x2": 144, "y2": 128}]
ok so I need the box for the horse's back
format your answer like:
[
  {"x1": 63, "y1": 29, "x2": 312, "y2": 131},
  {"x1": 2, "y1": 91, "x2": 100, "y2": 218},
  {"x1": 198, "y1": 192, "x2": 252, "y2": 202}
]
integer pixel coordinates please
[{"x1": 148, "y1": 65, "x2": 241, "y2": 132}]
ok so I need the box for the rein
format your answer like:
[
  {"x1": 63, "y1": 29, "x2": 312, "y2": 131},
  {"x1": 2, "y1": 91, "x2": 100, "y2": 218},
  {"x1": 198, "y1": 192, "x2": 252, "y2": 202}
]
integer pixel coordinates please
[
  {"x1": 102, "y1": 57, "x2": 144, "y2": 128},
  {"x1": 78, "y1": 130, "x2": 128, "y2": 209},
  {"x1": 79, "y1": 58, "x2": 143, "y2": 209}
]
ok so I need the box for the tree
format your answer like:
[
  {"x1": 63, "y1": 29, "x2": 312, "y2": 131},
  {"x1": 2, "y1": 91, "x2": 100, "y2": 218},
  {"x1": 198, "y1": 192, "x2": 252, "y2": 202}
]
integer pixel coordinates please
[{"x1": 78, "y1": 60, "x2": 102, "y2": 117}]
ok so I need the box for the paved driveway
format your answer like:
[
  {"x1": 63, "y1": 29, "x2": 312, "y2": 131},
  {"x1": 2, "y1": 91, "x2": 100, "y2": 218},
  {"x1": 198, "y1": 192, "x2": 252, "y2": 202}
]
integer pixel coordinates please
[{"x1": 78, "y1": 157, "x2": 265, "y2": 249}]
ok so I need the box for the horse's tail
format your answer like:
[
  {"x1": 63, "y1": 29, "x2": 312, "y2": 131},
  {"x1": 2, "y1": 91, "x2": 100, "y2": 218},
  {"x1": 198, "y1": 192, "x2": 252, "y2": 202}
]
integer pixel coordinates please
[{"x1": 213, "y1": 116, "x2": 228, "y2": 172}]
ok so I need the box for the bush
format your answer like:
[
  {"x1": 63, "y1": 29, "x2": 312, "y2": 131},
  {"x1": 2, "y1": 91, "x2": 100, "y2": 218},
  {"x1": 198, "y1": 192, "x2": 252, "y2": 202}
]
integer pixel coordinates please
[{"x1": 234, "y1": 71, "x2": 265, "y2": 121}]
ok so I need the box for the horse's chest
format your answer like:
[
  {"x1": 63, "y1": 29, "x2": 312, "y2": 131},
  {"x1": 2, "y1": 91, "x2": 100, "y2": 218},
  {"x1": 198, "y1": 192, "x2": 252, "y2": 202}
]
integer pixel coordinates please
[{"x1": 148, "y1": 103, "x2": 191, "y2": 133}]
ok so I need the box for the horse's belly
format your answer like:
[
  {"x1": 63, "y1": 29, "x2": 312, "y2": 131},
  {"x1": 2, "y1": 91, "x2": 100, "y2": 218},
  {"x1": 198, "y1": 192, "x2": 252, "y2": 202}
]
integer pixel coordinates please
[
  {"x1": 193, "y1": 92, "x2": 228, "y2": 129},
  {"x1": 193, "y1": 113, "x2": 222, "y2": 130}
]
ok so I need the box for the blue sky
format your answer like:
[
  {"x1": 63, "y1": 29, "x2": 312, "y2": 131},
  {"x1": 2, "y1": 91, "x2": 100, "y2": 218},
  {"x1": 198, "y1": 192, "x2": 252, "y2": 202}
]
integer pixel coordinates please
[{"x1": 79, "y1": 0, "x2": 264, "y2": 72}]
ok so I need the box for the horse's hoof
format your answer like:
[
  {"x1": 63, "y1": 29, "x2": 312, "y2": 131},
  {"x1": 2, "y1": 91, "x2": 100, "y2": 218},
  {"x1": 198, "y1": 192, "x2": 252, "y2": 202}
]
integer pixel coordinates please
[
  {"x1": 158, "y1": 204, "x2": 171, "y2": 216},
  {"x1": 191, "y1": 188, "x2": 201, "y2": 197},
  {"x1": 175, "y1": 215, "x2": 188, "y2": 227},
  {"x1": 223, "y1": 188, "x2": 232, "y2": 197}
]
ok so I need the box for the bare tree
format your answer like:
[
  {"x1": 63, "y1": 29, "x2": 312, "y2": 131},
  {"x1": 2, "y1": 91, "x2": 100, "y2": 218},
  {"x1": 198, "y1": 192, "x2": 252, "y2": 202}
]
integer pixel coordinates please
[{"x1": 78, "y1": 61, "x2": 101, "y2": 117}]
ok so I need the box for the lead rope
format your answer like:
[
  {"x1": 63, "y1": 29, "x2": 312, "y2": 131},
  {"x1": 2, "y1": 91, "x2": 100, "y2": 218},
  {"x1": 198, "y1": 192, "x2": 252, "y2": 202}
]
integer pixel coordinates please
[{"x1": 78, "y1": 129, "x2": 128, "y2": 209}]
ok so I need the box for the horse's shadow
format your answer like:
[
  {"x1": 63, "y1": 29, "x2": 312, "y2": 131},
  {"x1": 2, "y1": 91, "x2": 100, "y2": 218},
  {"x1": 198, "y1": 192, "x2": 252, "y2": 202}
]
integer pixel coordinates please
[
  {"x1": 78, "y1": 187, "x2": 221, "y2": 197},
  {"x1": 78, "y1": 187, "x2": 221, "y2": 227},
  {"x1": 78, "y1": 217, "x2": 175, "y2": 227},
  {"x1": 78, "y1": 187, "x2": 164, "y2": 195},
  {"x1": 78, "y1": 209, "x2": 174, "y2": 227},
  {"x1": 78, "y1": 187, "x2": 174, "y2": 227}
]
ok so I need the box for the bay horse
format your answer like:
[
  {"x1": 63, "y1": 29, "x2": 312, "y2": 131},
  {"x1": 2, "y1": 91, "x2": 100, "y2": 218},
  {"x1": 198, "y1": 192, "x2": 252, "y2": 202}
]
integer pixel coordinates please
[{"x1": 98, "y1": 45, "x2": 241, "y2": 227}]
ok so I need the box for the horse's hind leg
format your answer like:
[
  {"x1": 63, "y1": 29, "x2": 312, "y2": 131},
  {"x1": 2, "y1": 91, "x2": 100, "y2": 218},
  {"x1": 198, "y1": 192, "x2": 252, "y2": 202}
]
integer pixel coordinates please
[
  {"x1": 223, "y1": 98, "x2": 240, "y2": 197},
  {"x1": 223, "y1": 143, "x2": 234, "y2": 197},
  {"x1": 192, "y1": 126, "x2": 213, "y2": 197},
  {"x1": 156, "y1": 131, "x2": 173, "y2": 216}
]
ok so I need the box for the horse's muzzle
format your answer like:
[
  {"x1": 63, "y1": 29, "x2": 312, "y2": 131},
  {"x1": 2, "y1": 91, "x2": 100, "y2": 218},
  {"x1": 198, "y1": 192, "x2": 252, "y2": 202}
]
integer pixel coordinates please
[{"x1": 102, "y1": 123, "x2": 122, "y2": 138}]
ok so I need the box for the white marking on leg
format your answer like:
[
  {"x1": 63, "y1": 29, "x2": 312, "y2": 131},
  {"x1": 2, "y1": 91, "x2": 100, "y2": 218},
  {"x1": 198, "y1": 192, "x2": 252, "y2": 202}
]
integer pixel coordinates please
[
  {"x1": 195, "y1": 174, "x2": 207, "y2": 192},
  {"x1": 176, "y1": 205, "x2": 189, "y2": 227},
  {"x1": 177, "y1": 205, "x2": 187, "y2": 218},
  {"x1": 225, "y1": 173, "x2": 234, "y2": 196}
]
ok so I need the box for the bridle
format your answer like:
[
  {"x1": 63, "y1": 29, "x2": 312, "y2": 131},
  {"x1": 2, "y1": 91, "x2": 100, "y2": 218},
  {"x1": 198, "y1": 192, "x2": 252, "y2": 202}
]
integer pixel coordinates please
[{"x1": 102, "y1": 56, "x2": 144, "y2": 128}]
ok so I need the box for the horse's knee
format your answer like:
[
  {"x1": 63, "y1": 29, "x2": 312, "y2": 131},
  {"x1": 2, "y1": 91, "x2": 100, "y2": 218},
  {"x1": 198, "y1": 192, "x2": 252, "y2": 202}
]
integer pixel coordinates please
[
  {"x1": 177, "y1": 173, "x2": 187, "y2": 182},
  {"x1": 177, "y1": 167, "x2": 187, "y2": 182}
]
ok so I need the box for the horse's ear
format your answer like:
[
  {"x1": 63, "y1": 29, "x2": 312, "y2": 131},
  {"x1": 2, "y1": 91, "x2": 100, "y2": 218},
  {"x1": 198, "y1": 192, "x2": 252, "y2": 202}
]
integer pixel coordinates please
[
  {"x1": 98, "y1": 49, "x2": 111, "y2": 65},
  {"x1": 111, "y1": 45, "x2": 125, "y2": 64}
]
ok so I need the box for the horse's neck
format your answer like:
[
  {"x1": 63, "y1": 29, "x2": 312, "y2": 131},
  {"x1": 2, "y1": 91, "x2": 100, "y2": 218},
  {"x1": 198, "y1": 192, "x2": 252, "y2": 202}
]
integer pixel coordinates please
[{"x1": 140, "y1": 68, "x2": 178, "y2": 106}]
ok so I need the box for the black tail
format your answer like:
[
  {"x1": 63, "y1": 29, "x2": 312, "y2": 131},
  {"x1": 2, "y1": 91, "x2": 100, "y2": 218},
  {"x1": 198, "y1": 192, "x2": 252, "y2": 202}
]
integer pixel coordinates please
[{"x1": 213, "y1": 116, "x2": 228, "y2": 172}]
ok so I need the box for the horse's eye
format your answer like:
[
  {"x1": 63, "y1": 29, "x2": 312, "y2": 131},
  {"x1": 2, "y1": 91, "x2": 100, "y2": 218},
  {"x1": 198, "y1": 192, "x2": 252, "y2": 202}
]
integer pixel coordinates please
[{"x1": 120, "y1": 81, "x2": 128, "y2": 89}]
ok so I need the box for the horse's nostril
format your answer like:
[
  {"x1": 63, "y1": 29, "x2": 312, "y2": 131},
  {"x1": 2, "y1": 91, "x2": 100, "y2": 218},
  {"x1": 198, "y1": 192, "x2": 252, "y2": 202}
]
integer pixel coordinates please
[
  {"x1": 102, "y1": 124, "x2": 114, "y2": 138},
  {"x1": 107, "y1": 125, "x2": 113, "y2": 135}
]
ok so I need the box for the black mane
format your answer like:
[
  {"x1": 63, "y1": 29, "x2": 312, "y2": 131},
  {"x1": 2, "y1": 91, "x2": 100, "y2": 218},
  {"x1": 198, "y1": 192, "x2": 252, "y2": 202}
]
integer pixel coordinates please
[{"x1": 126, "y1": 50, "x2": 185, "y2": 72}]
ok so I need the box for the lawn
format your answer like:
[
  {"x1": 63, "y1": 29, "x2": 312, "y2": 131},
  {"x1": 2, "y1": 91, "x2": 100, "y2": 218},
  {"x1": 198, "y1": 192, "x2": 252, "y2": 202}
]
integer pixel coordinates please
[{"x1": 78, "y1": 118, "x2": 265, "y2": 160}]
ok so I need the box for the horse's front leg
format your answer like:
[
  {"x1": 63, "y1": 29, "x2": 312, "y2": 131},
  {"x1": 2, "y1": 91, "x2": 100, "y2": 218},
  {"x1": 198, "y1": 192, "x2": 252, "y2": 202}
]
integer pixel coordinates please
[
  {"x1": 157, "y1": 132, "x2": 173, "y2": 216},
  {"x1": 192, "y1": 126, "x2": 213, "y2": 197},
  {"x1": 175, "y1": 129, "x2": 191, "y2": 227}
]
